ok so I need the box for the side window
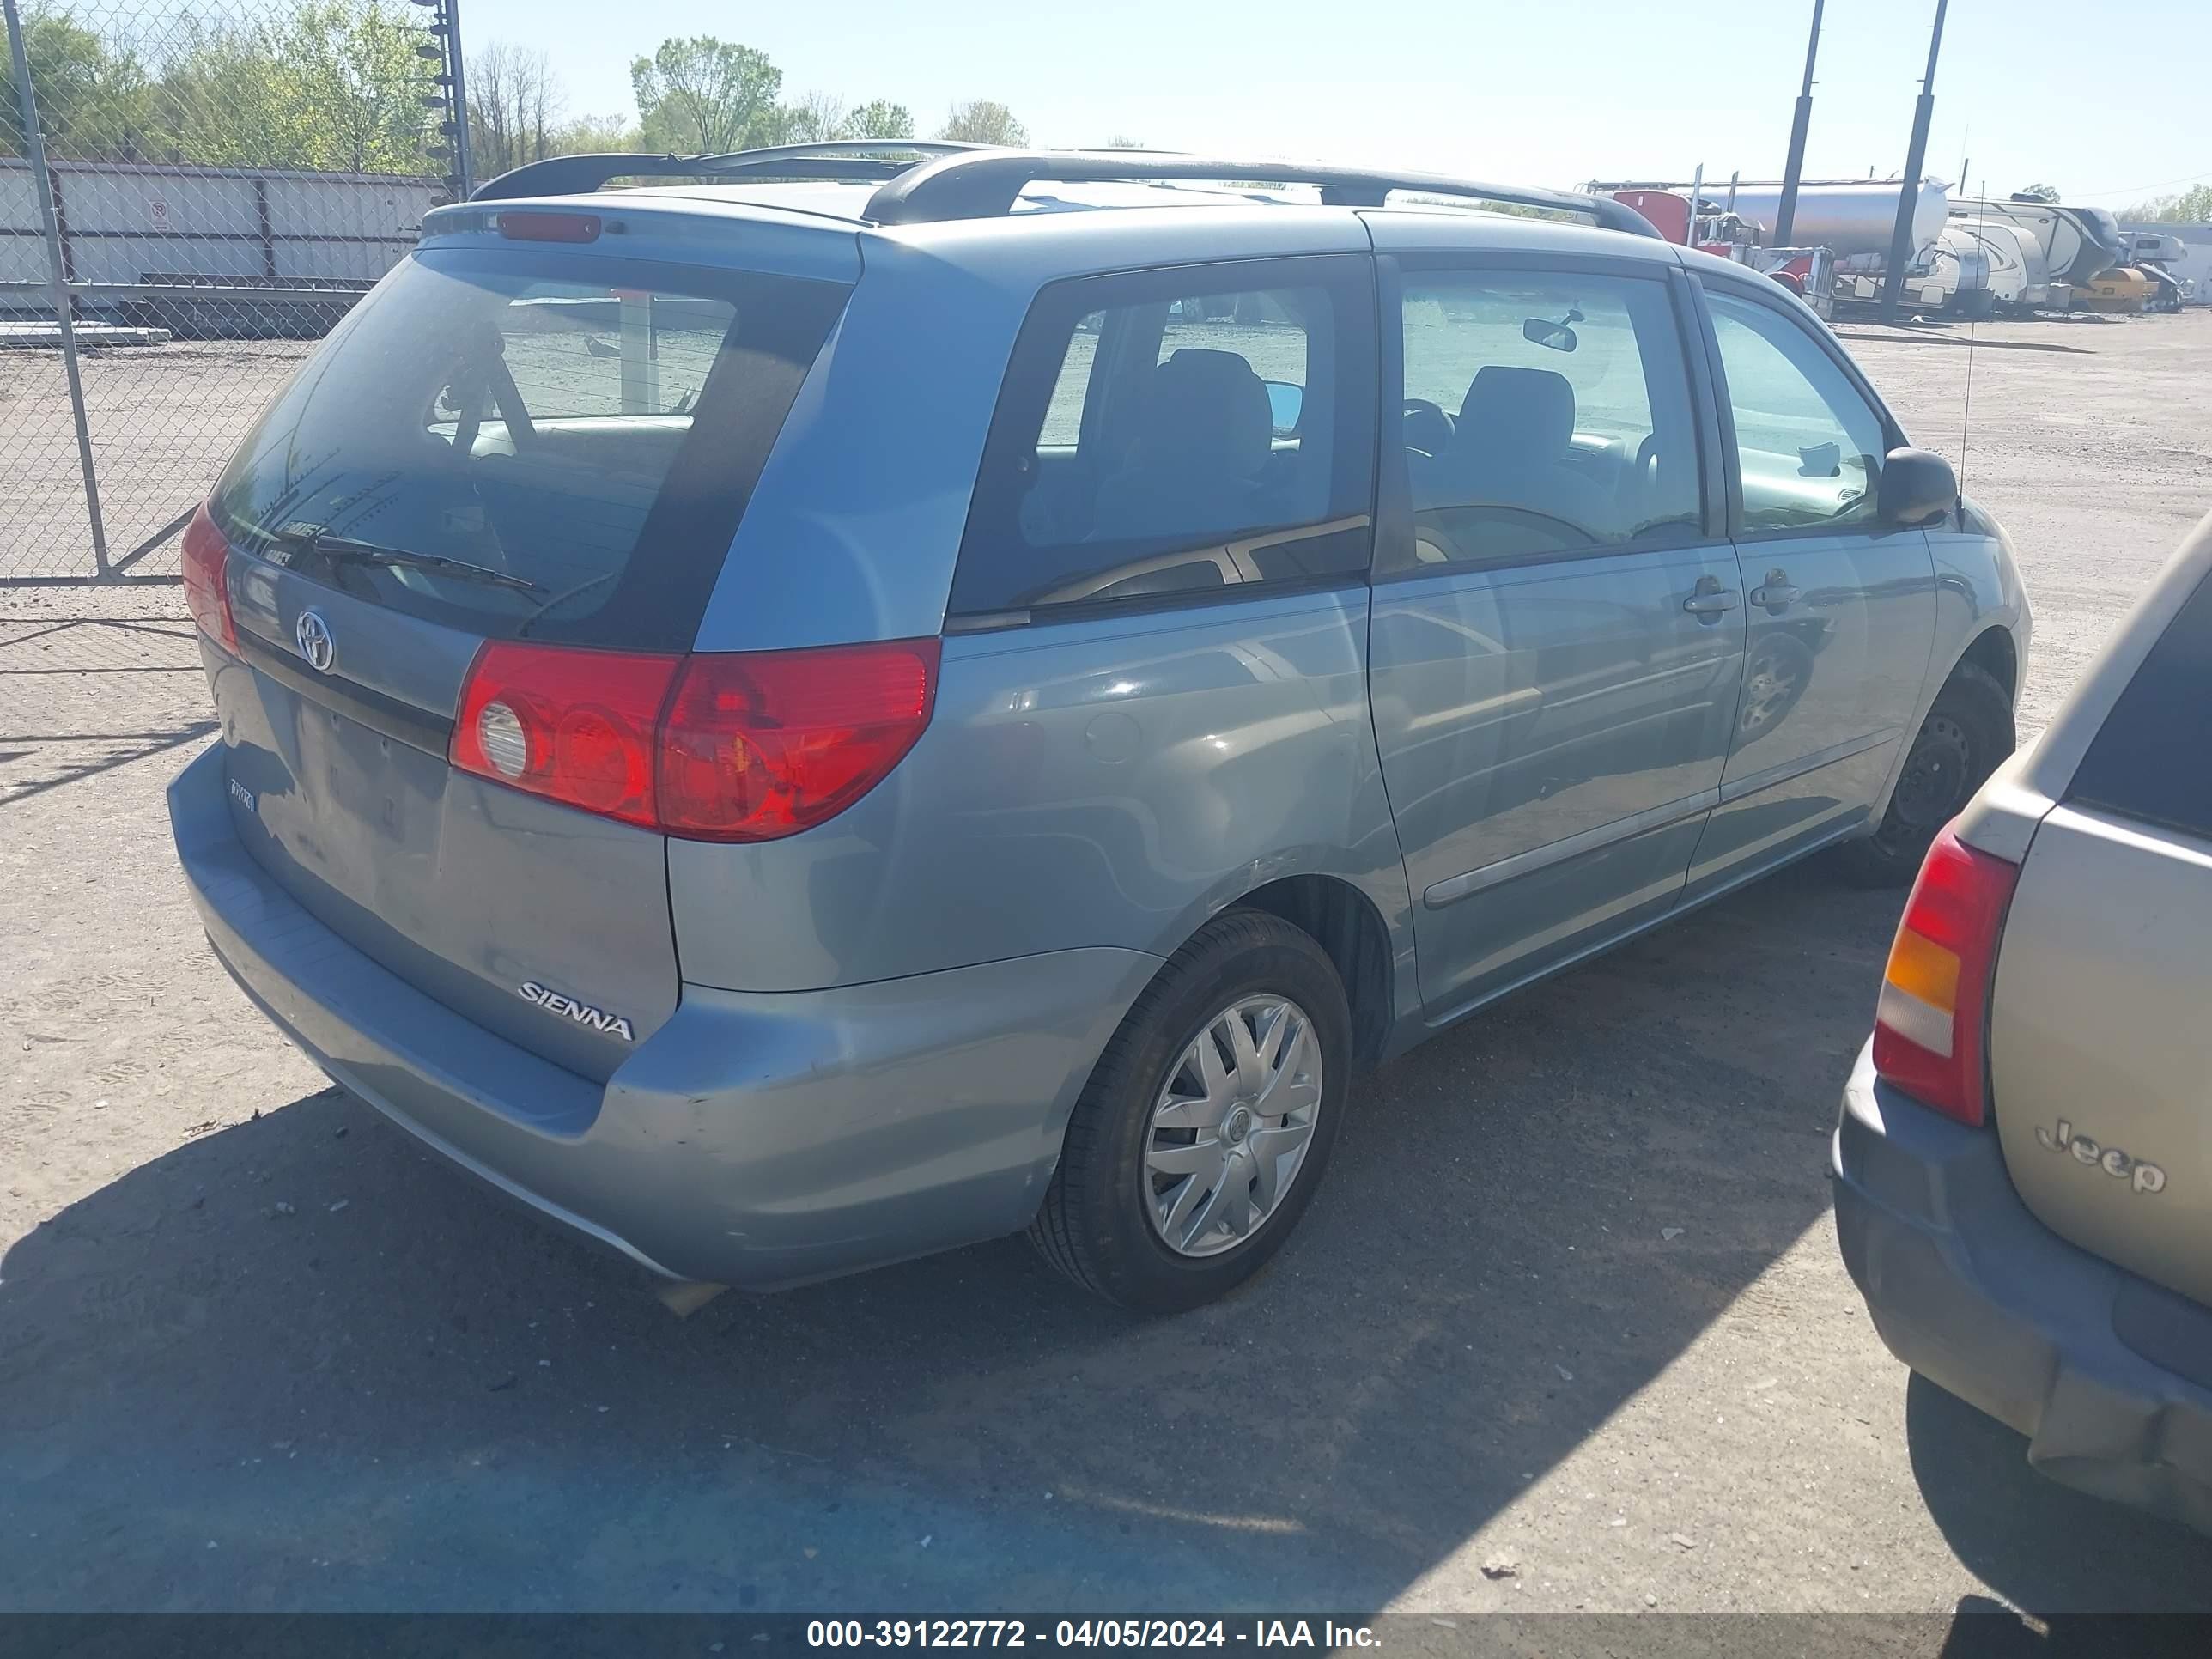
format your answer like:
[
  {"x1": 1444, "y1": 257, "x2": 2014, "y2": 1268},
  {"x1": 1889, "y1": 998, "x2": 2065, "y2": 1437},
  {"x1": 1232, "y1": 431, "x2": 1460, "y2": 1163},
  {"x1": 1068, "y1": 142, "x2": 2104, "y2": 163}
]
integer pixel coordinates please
[
  {"x1": 951, "y1": 258, "x2": 1376, "y2": 617},
  {"x1": 1705, "y1": 287, "x2": 1891, "y2": 532},
  {"x1": 1392, "y1": 268, "x2": 1702, "y2": 570}
]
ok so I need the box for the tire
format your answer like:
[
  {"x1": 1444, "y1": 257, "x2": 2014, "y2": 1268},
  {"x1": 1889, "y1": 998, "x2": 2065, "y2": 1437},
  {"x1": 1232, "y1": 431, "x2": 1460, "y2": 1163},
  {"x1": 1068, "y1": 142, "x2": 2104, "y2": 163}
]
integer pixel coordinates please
[
  {"x1": 1835, "y1": 660, "x2": 2014, "y2": 888},
  {"x1": 1029, "y1": 909, "x2": 1352, "y2": 1312}
]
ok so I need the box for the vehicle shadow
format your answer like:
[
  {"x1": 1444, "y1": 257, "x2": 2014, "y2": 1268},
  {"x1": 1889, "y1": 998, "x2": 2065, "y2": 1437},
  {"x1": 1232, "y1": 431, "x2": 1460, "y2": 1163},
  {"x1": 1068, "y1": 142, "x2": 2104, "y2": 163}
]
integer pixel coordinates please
[
  {"x1": 0, "y1": 614, "x2": 215, "y2": 806},
  {"x1": 0, "y1": 720, "x2": 218, "y2": 807},
  {"x1": 0, "y1": 860, "x2": 2120, "y2": 1612},
  {"x1": 1905, "y1": 1375, "x2": 2212, "y2": 1613}
]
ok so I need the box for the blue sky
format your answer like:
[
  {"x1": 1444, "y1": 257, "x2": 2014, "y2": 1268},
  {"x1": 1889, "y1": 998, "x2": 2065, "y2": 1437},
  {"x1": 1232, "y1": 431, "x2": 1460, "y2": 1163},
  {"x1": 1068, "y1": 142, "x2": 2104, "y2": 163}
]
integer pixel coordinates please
[{"x1": 462, "y1": 0, "x2": 2210, "y2": 210}]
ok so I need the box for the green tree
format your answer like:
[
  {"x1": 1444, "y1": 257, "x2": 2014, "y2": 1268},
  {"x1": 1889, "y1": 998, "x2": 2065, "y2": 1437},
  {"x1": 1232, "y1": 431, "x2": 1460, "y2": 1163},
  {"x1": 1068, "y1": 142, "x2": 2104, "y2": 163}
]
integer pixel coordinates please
[
  {"x1": 780, "y1": 93, "x2": 913, "y2": 143},
  {"x1": 937, "y1": 100, "x2": 1025, "y2": 146},
  {"x1": 10, "y1": 2, "x2": 449, "y2": 172},
  {"x1": 630, "y1": 36, "x2": 784, "y2": 153},
  {"x1": 552, "y1": 112, "x2": 640, "y2": 155},
  {"x1": 3, "y1": 11, "x2": 101, "y2": 157},
  {"x1": 161, "y1": 20, "x2": 298, "y2": 168},
  {"x1": 842, "y1": 99, "x2": 914, "y2": 140},
  {"x1": 2015, "y1": 182, "x2": 2062, "y2": 204},
  {"x1": 164, "y1": 2, "x2": 431, "y2": 173},
  {"x1": 781, "y1": 91, "x2": 846, "y2": 143},
  {"x1": 2118, "y1": 184, "x2": 2212, "y2": 223},
  {"x1": 3, "y1": 10, "x2": 161, "y2": 161},
  {"x1": 282, "y1": 1, "x2": 430, "y2": 173}
]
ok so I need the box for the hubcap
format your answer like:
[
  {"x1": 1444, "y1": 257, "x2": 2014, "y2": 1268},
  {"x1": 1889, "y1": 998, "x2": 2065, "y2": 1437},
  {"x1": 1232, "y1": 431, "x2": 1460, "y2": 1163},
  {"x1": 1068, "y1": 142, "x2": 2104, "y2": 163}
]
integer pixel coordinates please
[
  {"x1": 1741, "y1": 662, "x2": 1794, "y2": 732},
  {"x1": 1738, "y1": 641, "x2": 1808, "y2": 739},
  {"x1": 1143, "y1": 994, "x2": 1322, "y2": 1259}
]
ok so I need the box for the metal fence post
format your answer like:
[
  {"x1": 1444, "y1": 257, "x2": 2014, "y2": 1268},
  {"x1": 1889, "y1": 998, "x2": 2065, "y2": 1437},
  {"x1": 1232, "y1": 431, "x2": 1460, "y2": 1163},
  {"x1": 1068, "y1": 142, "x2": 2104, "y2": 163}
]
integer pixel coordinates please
[{"x1": 4, "y1": 0, "x2": 112, "y2": 578}]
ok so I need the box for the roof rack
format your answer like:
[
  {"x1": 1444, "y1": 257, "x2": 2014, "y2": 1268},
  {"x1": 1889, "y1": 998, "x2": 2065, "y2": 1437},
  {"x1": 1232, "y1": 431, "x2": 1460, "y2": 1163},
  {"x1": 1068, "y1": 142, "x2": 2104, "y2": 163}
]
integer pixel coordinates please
[
  {"x1": 471, "y1": 140, "x2": 984, "y2": 203},
  {"x1": 471, "y1": 143, "x2": 1659, "y2": 241},
  {"x1": 863, "y1": 151, "x2": 1661, "y2": 239}
]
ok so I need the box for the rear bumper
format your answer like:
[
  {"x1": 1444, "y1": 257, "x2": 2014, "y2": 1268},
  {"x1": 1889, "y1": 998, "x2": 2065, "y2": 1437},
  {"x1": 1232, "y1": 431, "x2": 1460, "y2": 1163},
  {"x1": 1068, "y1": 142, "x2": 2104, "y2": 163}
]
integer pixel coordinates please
[
  {"x1": 1832, "y1": 1042, "x2": 2212, "y2": 1534},
  {"x1": 171, "y1": 744, "x2": 1161, "y2": 1290}
]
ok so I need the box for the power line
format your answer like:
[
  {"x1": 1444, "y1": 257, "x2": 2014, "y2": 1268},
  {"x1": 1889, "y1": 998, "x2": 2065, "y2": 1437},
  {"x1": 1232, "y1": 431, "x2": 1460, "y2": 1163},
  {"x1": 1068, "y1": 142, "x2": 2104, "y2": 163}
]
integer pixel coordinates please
[{"x1": 2077, "y1": 167, "x2": 2212, "y2": 198}]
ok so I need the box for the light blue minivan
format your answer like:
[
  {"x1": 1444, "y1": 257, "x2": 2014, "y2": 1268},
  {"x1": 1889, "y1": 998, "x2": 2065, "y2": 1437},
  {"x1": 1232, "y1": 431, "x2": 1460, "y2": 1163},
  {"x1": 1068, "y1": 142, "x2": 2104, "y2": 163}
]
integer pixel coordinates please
[{"x1": 171, "y1": 145, "x2": 2031, "y2": 1310}]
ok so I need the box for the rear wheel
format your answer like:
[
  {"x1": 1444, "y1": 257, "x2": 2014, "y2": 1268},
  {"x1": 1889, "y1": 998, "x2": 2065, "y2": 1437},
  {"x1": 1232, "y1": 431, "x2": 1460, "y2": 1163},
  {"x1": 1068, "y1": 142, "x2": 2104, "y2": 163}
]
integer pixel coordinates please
[
  {"x1": 1029, "y1": 910, "x2": 1351, "y2": 1312},
  {"x1": 1837, "y1": 660, "x2": 2014, "y2": 887}
]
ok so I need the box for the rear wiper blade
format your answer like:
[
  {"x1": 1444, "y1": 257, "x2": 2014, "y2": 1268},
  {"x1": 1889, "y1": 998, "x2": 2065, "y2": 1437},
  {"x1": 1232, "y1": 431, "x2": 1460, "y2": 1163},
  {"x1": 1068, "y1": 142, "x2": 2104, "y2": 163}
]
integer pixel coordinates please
[{"x1": 273, "y1": 525, "x2": 539, "y2": 593}]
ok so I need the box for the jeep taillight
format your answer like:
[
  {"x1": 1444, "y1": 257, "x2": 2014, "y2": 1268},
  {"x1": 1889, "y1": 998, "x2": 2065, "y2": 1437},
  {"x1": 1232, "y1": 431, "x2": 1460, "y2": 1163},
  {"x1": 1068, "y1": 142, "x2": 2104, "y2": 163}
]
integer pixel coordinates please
[
  {"x1": 448, "y1": 637, "x2": 939, "y2": 842},
  {"x1": 180, "y1": 503, "x2": 238, "y2": 653},
  {"x1": 1872, "y1": 827, "x2": 2021, "y2": 1127}
]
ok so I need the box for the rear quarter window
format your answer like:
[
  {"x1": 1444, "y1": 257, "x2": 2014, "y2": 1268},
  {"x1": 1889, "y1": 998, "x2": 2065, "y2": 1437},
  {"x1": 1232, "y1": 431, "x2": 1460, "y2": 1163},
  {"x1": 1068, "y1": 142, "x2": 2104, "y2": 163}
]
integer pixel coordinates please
[
  {"x1": 950, "y1": 254, "x2": 1376, "y2": 618},
  {"x1": 210, "y1": 247, "x2": 848, "y2": 653},
  {"x1": 2068, "y1": 567, "x2": 2212, "y2": 840}
]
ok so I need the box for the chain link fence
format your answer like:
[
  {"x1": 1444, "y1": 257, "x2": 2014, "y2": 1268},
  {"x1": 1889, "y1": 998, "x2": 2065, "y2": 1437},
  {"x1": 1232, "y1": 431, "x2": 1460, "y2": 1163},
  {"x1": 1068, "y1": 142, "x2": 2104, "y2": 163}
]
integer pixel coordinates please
[{"x1": 3, "y1": 0, "x2": 467, "y2": 581}]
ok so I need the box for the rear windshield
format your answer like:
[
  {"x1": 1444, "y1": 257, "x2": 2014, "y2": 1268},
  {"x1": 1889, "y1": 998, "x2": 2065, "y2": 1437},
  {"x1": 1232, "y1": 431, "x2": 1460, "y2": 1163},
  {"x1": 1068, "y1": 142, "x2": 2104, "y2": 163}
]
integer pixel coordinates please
[
  {"x1": 210, "y1": 246, "x2": 848, "y2": 652},
  {"x1": 2068, "y1": 566, "x2": 2212, "y2": 841}
]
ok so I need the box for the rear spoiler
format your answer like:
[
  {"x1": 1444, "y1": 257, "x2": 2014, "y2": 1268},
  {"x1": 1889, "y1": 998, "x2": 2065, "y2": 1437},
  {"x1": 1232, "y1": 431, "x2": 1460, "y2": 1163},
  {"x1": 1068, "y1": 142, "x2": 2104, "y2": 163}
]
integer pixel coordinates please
[{"x1": 470, "y1": 143, "x2": 983, "y2": 203}]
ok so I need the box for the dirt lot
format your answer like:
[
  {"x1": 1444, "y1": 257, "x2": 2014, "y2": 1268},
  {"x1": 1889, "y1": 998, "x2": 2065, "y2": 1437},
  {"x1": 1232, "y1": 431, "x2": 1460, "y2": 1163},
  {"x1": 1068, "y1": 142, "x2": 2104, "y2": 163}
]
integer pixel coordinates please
[
  {"x1": 0, "y1": 339, "x2": 309, "y2": 580},
  {"x1": 3, "y1": 308, "x2": 2210, "y2": 1623}
]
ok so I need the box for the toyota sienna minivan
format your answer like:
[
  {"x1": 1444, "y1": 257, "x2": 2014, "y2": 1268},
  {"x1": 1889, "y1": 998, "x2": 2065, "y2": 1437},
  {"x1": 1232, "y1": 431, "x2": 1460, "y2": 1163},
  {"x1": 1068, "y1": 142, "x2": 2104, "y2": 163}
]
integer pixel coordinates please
[{"x1": 171, "y1": 143, "x2": 2031, "y2": 1310}]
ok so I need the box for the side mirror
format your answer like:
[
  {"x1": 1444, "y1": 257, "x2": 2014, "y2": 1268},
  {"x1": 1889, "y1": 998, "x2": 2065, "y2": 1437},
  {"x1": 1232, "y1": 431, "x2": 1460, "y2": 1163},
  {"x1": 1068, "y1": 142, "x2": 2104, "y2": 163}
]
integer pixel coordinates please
[
  {"x1": 1264, "y1": 380, "x2": 1304, "y2": 435},
  {"x1": 1878, "y1": 447, "x2": 1957, "y2": 527}
]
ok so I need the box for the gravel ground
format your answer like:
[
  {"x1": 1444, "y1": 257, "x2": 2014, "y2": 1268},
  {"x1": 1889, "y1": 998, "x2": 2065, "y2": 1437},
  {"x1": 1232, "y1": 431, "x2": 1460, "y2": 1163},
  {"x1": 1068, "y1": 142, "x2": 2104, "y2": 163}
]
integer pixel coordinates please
[{"x1": 2, "y1": 307, "x2": 2209, "y2": 1626}]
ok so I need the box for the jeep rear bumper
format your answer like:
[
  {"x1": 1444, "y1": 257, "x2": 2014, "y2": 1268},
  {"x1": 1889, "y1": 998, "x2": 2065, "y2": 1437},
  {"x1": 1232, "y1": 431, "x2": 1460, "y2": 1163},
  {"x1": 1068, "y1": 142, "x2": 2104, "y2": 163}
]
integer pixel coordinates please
[{"x1": 1832, "y1": 1042, "x2": 2212, "y2": 1534}]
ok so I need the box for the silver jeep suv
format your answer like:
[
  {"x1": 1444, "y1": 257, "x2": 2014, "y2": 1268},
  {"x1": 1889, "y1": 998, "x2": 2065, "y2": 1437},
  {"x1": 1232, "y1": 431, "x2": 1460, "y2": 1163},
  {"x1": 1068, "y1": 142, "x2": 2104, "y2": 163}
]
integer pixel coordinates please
[
  {"x1": 1837, "y1": 511, "x2": 2212, "y2": 1533},
  {"x1": 171, "y1": 143, "x2": 2030, "y2": 1310}
]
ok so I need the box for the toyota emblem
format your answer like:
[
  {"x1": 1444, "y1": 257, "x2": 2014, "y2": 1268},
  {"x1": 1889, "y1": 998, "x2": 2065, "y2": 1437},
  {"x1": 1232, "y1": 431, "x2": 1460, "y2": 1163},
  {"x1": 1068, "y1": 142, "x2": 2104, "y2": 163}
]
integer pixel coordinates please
[{"x1": 295, "y1": 609, "x2": 336, "y2": 674}]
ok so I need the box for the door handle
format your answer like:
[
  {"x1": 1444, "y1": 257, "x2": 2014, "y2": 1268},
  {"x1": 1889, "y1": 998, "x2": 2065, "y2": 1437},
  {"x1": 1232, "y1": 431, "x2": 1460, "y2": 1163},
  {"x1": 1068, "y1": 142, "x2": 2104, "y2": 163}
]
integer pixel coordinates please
[
  {"x1": 1682, "y1": 579, "x2": 1741, "y2": 620},
  {"x1": 1752, "y1": 569, "x2": 1802, "y2": 612}
]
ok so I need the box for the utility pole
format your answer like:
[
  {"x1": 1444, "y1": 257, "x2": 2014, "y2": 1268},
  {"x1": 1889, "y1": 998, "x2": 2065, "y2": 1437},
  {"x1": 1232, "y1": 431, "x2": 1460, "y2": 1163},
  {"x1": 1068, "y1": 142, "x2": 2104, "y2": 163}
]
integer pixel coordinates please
[
  {"x1": 1879, "y1": 0, "x2": 1948, "y2": 321},
  {"x1": 1774, "y1": 0, "x2": 1824, "y2": 246},
  {"x1": 447, "y1": 0, "x2": 475, "y2": 197},
  {"x1": 411, "y1": 0, "x2": 472, "y2": 200}
]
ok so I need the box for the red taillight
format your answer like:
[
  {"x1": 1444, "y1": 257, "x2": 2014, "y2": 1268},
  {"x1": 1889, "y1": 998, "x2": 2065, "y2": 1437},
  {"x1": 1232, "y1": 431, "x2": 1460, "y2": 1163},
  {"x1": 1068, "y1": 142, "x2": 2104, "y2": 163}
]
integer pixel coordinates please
[
  {"x1": 1871, "y1": 826, "x2": 2021, "y2": 1127},
  {"x1": 451, "y1": 642, "x2": 680, "y2": 828},
  {"x1": 180, "y1": 503, "x2": 237, "y2": 653},
  {"x1": 658, "y1": 640, "x2": 939, "y2": 842},
  {"x1": 495, "y1": 211, "x2": 601, "y2": 243},
  {"x1": 447, "y1": 637, "x2": 939, "y2": 842}
]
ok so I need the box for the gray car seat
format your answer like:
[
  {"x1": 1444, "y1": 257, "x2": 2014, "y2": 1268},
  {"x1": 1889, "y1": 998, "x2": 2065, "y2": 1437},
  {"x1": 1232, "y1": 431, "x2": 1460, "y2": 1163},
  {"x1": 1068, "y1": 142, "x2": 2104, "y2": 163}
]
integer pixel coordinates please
[
  {"x1": 1413, "y1": 365, "x2": 1594, "y2": 538},
  {"x1": 1091, "y1": 349, "x2": 1273, "y2": 543}
]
